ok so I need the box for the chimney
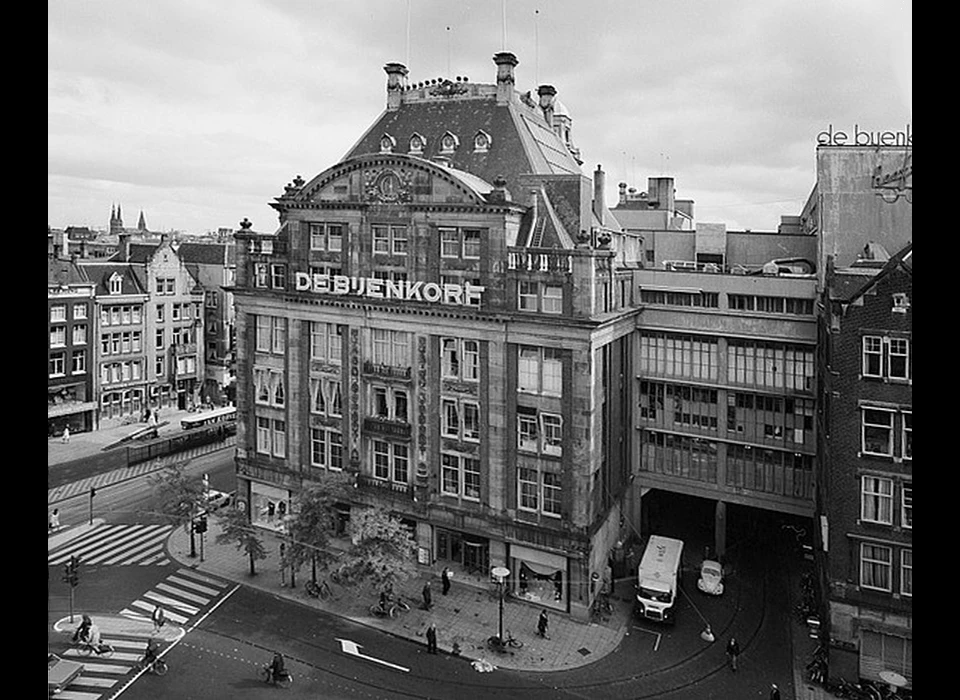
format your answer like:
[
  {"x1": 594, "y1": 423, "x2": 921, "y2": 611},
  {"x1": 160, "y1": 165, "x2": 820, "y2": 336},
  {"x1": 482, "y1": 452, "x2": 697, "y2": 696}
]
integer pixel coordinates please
[
  {"x1": 618, "y1": 182, "x2": 628, "y2": 205},
  {"x1": 537, "y1": 85, "x2": 556, "y2": 125},
  {"x1": 119, "y1": 233, "x2": 131, "y2": 261},
  {"x1": 594, "y1": 165, "x2": 606, "y2": 221},
  {"x1": 80, "y1": 239, "x2": 88, "y2": 259},
  {"x1": 529, "y1": 188, "x2": 539, "y2": 224},
  {"x1": 384, "y1": 62, "x2": 408, "y2": 111},
  {"x1": 493, "y1": 52, "x2": 518, "y2": 105}
]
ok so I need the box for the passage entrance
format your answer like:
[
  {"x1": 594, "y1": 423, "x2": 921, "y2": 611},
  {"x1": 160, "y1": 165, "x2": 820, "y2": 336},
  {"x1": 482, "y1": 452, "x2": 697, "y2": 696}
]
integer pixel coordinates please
[{"x1": 437, "y1": 529, "x2": 489, "y2": 575}]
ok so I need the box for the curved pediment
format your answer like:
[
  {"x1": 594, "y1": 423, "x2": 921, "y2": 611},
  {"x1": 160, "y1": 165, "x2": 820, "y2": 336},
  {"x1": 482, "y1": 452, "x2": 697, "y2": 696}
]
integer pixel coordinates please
[{"x1": 293, "y1": 154, "x2": 495, "y2": 207}]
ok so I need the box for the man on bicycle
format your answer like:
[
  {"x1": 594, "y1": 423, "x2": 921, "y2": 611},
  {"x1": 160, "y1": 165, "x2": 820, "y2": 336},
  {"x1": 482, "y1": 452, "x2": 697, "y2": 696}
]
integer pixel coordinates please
[
  {"x1": 142, "y1": 637, "x2": 160, "y2": 669},
  {"x1": 73, "y1": 614, "x2": 92, "y2": 643}
]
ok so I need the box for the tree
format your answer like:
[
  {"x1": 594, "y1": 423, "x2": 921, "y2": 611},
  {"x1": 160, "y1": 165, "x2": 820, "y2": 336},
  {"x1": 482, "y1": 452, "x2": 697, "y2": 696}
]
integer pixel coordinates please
[
  {"x1": 284, "y1": 471, "x2": 354, "y2": 585},
  {"x1": 215, "y1": 507, "x2": 267, "y2": 576},
  {"x1": 150, "y1": 464, "x2": 206, "y2": 557},
  {"x1": 339, "y1": 508, "x2": 418, "y2": 595}
]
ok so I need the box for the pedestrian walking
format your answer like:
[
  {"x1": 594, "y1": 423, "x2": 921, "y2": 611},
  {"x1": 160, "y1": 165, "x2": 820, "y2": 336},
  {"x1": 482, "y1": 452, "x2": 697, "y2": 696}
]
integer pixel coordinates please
[
  {"x1": 537, "y1": 609, "x2": 549, "y2": 638},
  {"x1": 422, "y1": 580, "x2": 433, "y2": 610},
  {"x1": 62, "y1": 426, "x2": 70, "y2": 443},
  {"x1": 152, "y1": 605, "x2": 166, "y2": 634},
  {"x1": 49, "y1": 508, "x2": 60, "y2": 532},
  {"x1": 726, "y1": 636, "x2": 740, "y2": 672},
  {"x1": 769, "y1": 683, "x2": 781, "y2": 700},
  {"x1": 426, "y1": 623, "x2": 438, "y2": 654},
  {"x1": 441, "y1": 567, "x2": 451, "y2": 595}
]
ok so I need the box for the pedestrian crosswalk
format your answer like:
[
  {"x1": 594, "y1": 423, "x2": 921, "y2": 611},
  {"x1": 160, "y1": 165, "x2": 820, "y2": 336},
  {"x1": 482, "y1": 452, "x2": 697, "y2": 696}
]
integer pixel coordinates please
[
  {"x1": 48, "y1": 524, "x2": 174, "y2": 567},
  {"x1": 120, "y1": 567, "x2": 232, "y2": 628},
  {"x1": 53, "y1": 568, "x2": 232, "y2": 699}
]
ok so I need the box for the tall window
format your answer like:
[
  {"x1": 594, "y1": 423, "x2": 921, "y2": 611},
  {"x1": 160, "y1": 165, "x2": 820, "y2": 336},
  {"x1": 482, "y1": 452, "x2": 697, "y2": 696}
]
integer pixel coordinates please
[
  {"x1": 902, "y1": 412, "x2": 912, "y2": 460},
  {"x1": 517, "y1": 346, "x2": 562, "y2": 396},
  {"x1": 72, "y1": 325, "x2": 87, "y2": 345},
  {"x1": 271, "y1": 419, "x2": 286, "y2": 458},
  {"x1": 900, "y1": 549, "x2": 912, "y2": 597},
  {"x1": 71, "y1": 350, "x2": 86, "y2": 374},
  {"x1": 310, "y1": 223, "x2": 345, "y2": 252},
  {"x1": 901, "y1": 483, "x2": 912, "y2": 529},
  {"x1": 863, "y1": 335, "x2": 911, "y2": 381},
  {"x1": 254, "y1": 263, "x2": 269, "y2": 287},
  {"x1": 371, "y1": 329, "x2": 409, "y2": 367},
  {"x1": 861, "y1": 476, "x2": 893, "y2": 524},
  {"x1": 441, "y1": 453, "x2": 480, "y2": 500},
  {"x1": 371, "y1": 440, "x2": 409, "y2": 484},
  {"x1": 271, "y1": 264, "x2": 287, "y2": 289},
  {"x1": 439, "y1": 227, "x2": 482, "y2": 259},
  {"x1": 311, "y1": 428, "x2": 343, "y2": 471},
  {"x1": 370, "y1": 385, "x2": 408, "y2": 422},
  {"x1": 309, "y1": 377, "x2": 342, "y2": 417},
  {"x1": 256, "y1": 417, "x2": 271, "y2": 454},
  {"x1": 50, "y1": 327, "x2": 66, "y2": 347},
  {"x1": 862, "y1": 409, "x2": 894, "y2": 456},
  {"x1": 518, "y1": 282, "x2": 563, "y2": 313},
  {"x1": 442, "y1": 398, "x2": 480, "y2": 441},
  {"x1": 860, "y1": 543, "x2": 892, "y2": 592},
  {"x1": 517, "y1": 407, "x2": 563, "y2": 456},
  {"x1": 726, "y1": 340, "x2": 812, "y2": 391},
  {"x1": 542, "y1": 472, "x2": 562, "y2": 516},
  {"x1": 50, "y1": 304, "x2": 66, "y2": 322},
  {"x1": 441, "y1": 338, "x2": 479, "y2": 381},
  {"x1": 49, "y1": 352, "x2": 66, "y2": 377},
  {"x1": 74, "y1": 303, "x2": 88, "y2": 320},
  {"x1": 372, "y1": 225, "x2": 408, "y2": 255},
  {"x1": 310, "y1": 322, "x2": 342, "y2": 364},
  {"x1": 641, "y1": 333, "x2": 720, "y2": 382},
  {"x1": 254, "y1": 369, "x2": 285, "y2": 407}
]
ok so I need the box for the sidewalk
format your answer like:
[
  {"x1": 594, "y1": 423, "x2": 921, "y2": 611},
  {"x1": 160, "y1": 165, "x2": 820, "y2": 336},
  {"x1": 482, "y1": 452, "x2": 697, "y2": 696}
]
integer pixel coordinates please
[
  {"x1": 48, "y1": 408, "x2": 208, "y2": 468},
  {"x1": 165, "y1": 522, "x2": 628, "y2": 673}
]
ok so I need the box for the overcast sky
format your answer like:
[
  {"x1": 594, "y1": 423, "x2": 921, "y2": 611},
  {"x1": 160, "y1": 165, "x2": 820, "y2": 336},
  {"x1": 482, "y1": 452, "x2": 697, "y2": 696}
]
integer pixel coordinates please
[{"x1": 48, "y1": 0, "x2": 912, "y2": 235}]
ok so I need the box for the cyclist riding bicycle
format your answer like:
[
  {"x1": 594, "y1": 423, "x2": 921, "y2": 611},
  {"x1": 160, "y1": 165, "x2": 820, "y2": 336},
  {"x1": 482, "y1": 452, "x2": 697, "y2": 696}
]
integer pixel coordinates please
[
  {"x1": 142, "y1": 637, "x2": 160, "y2": 667},
  {"x1": 270, "y1": 651, "x2": 286, "y2": 681},
  {"x1": 73, "y1": 614, "x2": 93, "y2": 643}
]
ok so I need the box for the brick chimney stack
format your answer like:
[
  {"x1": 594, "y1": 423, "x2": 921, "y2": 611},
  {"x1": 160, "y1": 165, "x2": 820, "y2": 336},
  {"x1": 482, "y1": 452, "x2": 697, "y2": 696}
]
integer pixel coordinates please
[
  {"x1": 384, "y1": 62, "x2": 408, "y2": 111},
  {"x1": 594, "y1": 165, "x2": 605, "y2": 221},
  {"x1": 493, "y1": 52, "x2": 518, "y2": 105},
  {"x1": 537, "y1": 85, "x2": 556, "y2": 126}
]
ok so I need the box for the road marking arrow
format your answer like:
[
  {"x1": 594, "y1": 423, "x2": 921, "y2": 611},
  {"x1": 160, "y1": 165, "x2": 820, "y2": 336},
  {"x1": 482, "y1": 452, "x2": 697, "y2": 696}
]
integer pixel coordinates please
[{"x1": 336, "y1": 638, "x2": 410, "y2": 673}]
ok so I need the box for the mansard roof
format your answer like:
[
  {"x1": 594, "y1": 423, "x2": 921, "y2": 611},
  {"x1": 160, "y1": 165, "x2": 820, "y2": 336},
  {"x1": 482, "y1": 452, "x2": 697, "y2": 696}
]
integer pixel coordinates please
[
  {"x1": 75, "y1": 261, "x2": 148, "y2": 296},
  {"x1": 340, "y1": 93, "x2": 582, "y2": 197}
]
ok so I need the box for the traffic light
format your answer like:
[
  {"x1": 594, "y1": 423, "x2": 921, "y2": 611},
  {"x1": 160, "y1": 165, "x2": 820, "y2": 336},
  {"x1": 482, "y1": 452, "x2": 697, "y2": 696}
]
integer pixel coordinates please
[{"x1": 62, "y1": 555, "x2": 80, "y2": 587}]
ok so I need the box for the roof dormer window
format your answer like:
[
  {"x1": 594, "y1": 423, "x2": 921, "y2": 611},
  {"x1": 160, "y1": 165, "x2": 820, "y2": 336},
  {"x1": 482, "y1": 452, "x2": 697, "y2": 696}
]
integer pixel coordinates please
[
  {"x1": 409, "y1": 133, "x2": 426, "y2": 155},
  {"x1": 379, "y1": 133, "x2": 397, "y2": 154},
  {"x1": 439, "y1": 132, "x2": 459, "y2": 154},
  {"x1": 473, "y1": 130, "x2": 492, "y2": 153},
  {"x1": 109, "y1": 272, "x2": 123, "y2": 295}
]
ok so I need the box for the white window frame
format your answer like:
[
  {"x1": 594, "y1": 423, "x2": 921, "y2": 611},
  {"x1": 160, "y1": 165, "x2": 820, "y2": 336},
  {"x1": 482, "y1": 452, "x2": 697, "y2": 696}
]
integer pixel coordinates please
[
  {"x1": 900, "y1": 549, "x2": 912, "y2": 597},
  {"x1": 541, "y1": 413, "x2": 563, "y2": 456},
  {"x1": 861, "y1": 476, "x2": 894, "y2": 525},
  {"x1": 310, "y1": 427, "x2": 343, "y2": 471},
  {"x1": 72, "y1": 325, "x2": 86, "y2": 345},
  {"x1": 518, "y1": 281, "x2": 538, "y2": 311},
  {"x1": 901, "y1": 483, "x2": 912, "y2": 530},
  {"x1": 71, "y1": 350, "x2": 86, "y2": 374},
  {"x1": 271, "y1": 264, "x2": 287, "y2": 289},
  {"x1": 518, "y1": 467, "x2": 539, "y2": 512},
  {"x1": 888, "y1": 337, "x2": 909, "y2": 380},
  {"x1": 901, "y1": 411, "x2": 911, "y2": 460},
  {"x1": 542, "y1": 472, "x2": 562, "y2": 516},
  {"x1": 271, "y1": 317, "x2": 285, "y2": 354},
  {"x1": 254, "y1": 263, "x2": 269, "y2": 288},
  {"x1": 310, "y1": 322, "x2": 342, "y2": 364},
  {"x1": 271, "y1": 419, "x2": 286, "y2": 458},
  {"x1": 50, "y1": 304, "x2": 66, "y2": 322},
  {"x1": 49, "y1": 352, "x2": 65, "y2": 377},
  {"x1": 73, "y1": 303, "x2": 88, "y2": 320},
  {"x1": 860, "y1": 542, "x2": 892, "y2": 592},
  {"x1": 862, "y1": 408, "x2": 894, "y2": 457},
  {"x1": 542, "y1": 284, "x2": 563, "y2": 314},
  {"x1": 440, "y1": 453, "x2": 480, "y2": 501},
  {"x1": 50, "y1": 326, "x2": 66, "y2": 347},
  {"x1": 440, "y1": 227, "x2": 459, "y2": 258},
  {"x1": 256, "y1": 417, "x2": 271, "y2": 454},
  {"x1": 371, "y1": 440, "x2": 409, "y2": 484}
]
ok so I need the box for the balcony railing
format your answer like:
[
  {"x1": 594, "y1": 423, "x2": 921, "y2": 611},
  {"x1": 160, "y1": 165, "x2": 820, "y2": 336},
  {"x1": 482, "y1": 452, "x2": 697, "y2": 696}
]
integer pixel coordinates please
[
  {"x1": 362, "y1": 361, "x2": 412, "y2": 380},
  {"x1": 507, "y1": 248, "x2": 573, "y2": 273},
  {"x1": 356, "y1": 473, "x2": 414, "y2": 500},
  {"x1": 362, "y1": 417, "x2": 412, "y2": 440}
]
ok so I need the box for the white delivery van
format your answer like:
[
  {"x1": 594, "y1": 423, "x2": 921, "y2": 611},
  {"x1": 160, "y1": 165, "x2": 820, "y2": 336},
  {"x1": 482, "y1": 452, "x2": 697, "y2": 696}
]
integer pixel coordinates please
[{"x1": 635, "y1": 535, "x2": 684, "y2": 624}]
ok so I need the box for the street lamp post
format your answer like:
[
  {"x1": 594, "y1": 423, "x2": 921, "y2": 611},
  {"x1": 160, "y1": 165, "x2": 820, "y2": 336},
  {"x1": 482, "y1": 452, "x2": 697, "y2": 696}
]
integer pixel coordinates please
[{"x1": 491, "y1": 566, "x2": 510, "y2": 646}]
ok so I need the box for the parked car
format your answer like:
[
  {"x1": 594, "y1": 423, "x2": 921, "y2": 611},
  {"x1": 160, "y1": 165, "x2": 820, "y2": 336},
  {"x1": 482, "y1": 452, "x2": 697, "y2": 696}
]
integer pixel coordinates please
[
  {"x1": 697, "y1": 560, "x2": 724, "y2": 596},
  {"x1": 205, "y1": 489, "x2": 233, "y2": 512},
  {"x1": 48, "y1": 653, "x2": 84, "y2": 695}
]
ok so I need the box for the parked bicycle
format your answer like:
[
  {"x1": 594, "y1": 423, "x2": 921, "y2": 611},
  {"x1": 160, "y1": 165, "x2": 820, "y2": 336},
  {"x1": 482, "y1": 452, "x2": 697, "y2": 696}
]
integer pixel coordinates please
[
  {"x1": 304, "y1": 579, "x2": 333, "y2": 600},
  {"x1": 77, "y1": 638, "x2": 114, "y2": 657},
  {"x1": 369, "y1": 592, "x2": 411, "y2": 619},
  {"x1": 486, "y1": 630, "x2": 524, "y2": 653}
]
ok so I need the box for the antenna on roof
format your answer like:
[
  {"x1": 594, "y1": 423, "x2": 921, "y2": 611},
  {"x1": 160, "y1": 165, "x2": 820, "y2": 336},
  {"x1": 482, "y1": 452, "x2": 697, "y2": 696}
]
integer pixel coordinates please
[
  {"x1": 406, "y1": 0, "x2": 411, "y2": 68},
  {"x1": 535, "y1": 9, "x2": 540, "y2": 86},
  {"x1": 501, "y1": 0, "x2": 506, "y2": 51},
  {"x1": 447, "y1": 26, "x2": 451, "y2": 78}
]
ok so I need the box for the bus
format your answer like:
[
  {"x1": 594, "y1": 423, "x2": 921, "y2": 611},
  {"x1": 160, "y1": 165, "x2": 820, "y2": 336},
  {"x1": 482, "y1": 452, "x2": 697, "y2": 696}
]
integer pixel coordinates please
[{"x1": 181, "y1": 406, "x2": 237, "y2": 431}]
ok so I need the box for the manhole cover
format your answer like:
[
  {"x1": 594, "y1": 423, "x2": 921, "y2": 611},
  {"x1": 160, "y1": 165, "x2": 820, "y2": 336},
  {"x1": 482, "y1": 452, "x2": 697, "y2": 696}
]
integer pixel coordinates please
[{"x1": 577, "y1": 647, "x2": 591, "y2": 656}]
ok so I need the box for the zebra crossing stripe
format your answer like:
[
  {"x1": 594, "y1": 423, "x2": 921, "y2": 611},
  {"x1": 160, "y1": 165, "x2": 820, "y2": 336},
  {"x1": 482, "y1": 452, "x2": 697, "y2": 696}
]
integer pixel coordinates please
[
  {"x1": 142, "y1": 590, "x2": 200, "y2": 614},
  {"x1": 48, "y1": 525, "x2": 172, "y2": 566},
  {"x1": 70, "y1": 677, "x2": 117, "y2": 688},
  {"x1": 155, "y1": 582, "x2": 211, "y2": 605},
  {"x1": 129, "y1": 599, "x2": 189, "y2": 624},
  {"x1": 174, "y1": 568, "x2": 228, "y2": 588},
  {"x1": 55, "y1": 690, "x2": 102, "y2": 699},
  {"x1": 166, "y1": 574, "x2": 220, "y2": 596}
]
